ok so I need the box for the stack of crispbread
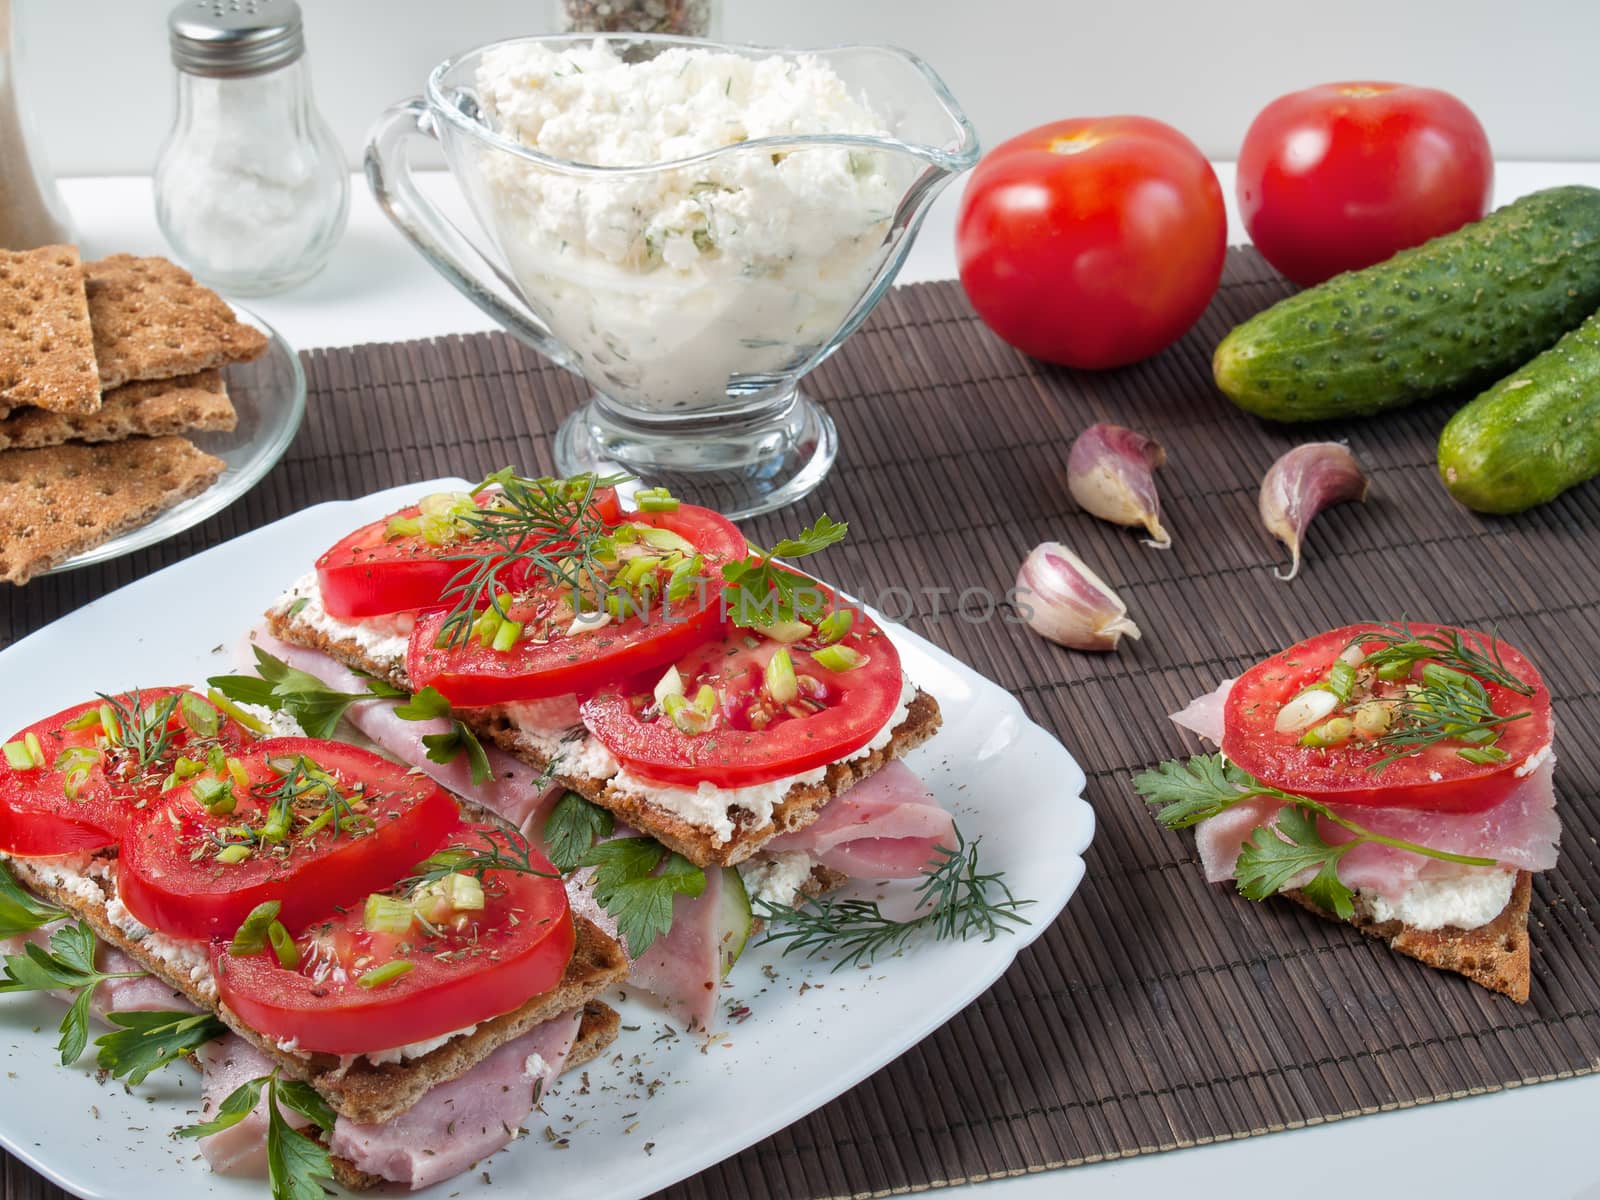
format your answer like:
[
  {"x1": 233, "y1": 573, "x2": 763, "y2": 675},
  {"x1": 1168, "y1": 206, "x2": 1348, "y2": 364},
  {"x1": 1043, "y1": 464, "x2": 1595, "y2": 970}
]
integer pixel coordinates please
[{"x1": 0, "y1": 247, "x2": 269, "y2": 585}]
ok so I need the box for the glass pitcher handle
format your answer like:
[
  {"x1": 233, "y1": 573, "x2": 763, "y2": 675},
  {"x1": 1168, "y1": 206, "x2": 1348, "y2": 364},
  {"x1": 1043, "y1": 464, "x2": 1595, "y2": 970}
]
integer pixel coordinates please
[{"x1": 364, "y1": 97, "x2": 577, "y2": 372}]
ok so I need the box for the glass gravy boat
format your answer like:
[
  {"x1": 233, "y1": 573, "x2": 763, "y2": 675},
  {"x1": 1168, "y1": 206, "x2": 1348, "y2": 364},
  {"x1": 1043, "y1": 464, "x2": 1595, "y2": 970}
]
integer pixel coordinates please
[{"x1": 367, "y1": 35, "x2": 976, "y2": 517}]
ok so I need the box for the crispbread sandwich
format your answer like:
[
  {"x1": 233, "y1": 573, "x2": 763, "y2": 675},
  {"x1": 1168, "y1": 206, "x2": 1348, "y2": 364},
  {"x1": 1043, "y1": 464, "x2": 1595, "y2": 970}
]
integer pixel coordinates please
[{"x1": 1137, "y1": 621, "x2": 1559, "y2": 1002}]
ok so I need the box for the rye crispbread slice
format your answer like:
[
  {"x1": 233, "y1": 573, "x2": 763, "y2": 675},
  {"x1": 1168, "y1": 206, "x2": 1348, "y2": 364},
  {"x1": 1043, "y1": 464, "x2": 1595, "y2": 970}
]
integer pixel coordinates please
[
  {"x1": 264, "y1": 605, "x2": 945, "y2": 869},
  {"x1": 327, "y1": 999, "x2": 621, "y2": 1192},
  {"x1": 0, "y1": 370, "x2": 235, "y2": 451},
  {"x1": 1283, "y1": 870, "x2": 1533, "y2": 1002},
  {"x1": 0, "y1": 245, "x2": 101, "y2": 415},
  {"x1": 84, "y1": 255, "x2": 269, "y2": 390},
  {"x1": 0, "y1": 436, "x2": 225, "y2": 585},
  {"x1": 5, "y1": 852, "x2": 630, "y2": 1123}
]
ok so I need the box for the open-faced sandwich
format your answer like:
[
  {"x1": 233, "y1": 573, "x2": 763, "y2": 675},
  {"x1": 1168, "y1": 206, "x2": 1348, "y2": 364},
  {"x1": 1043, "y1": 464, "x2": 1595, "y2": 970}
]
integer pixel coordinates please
[
  {"x1": 1136, "y1": 622, "x2": 1559, "y2": 1001},
  {"x1": 1, "y1": 470, "x2": 1027, "y2": 1198}
]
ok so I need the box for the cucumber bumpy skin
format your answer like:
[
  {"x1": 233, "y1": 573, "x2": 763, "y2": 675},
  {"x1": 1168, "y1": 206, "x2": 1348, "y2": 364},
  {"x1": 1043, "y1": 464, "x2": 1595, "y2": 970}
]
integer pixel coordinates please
[
  {"x1": 1439, "y1": 306, "x2": 1600, "y2": 513},
  {"x1": 1214, "y1": 186, "x2": 1600, "y2": 422}
]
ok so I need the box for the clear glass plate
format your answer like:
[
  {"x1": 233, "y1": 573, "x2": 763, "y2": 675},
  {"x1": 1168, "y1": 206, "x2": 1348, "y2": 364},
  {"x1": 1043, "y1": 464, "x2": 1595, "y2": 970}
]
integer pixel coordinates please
[{"x1": 43, "y1": 304, "x2": 306, "y2": 576}]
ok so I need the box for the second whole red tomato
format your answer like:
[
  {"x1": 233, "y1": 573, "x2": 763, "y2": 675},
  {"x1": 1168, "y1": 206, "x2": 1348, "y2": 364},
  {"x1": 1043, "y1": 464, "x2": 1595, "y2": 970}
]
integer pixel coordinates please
[
  {"x1": 955, "y1": 116, "x2": 1226, "y2": 370},
  {"x1": 1236, "y1": 82, "x2": 1493, "y2": 286}
]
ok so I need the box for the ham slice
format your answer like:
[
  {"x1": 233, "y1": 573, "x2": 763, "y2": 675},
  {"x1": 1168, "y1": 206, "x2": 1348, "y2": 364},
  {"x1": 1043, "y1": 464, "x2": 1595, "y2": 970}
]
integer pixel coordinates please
[
  {"x1": 196, "y1": 1037, "x2": 312, "y2": 1175},
  {"x1": 1173, "y1": 680, "x2": 1561, "y2": 900},
  {"x1": 249, "y1": 628, "x2": 554, "y2": 828},
  {"x1": 329, "y1": 1011, "x2": 581, "y2": 1190},
  {"x1": 766, "y1": 760, "x2": 955, "y2": 878},
  {"x1": 199, "y1": 1013, "x2": 581, "y2": 1189}
]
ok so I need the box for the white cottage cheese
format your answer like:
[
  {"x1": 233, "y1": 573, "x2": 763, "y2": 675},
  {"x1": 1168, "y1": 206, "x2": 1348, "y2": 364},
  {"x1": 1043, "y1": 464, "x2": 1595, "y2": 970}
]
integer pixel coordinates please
[
  {"x1": 738, "y1": 851, "x2": 817, "y2": 908},
  {"x1": 273, "y1": 571, "x2": 411, "y2": 670},
  {"x1": 475, "y1": 40, "x2": 912, "y2": 412},
  {"x1": 1359, "y1": 868, "x2": 1517, "y2": 932}
]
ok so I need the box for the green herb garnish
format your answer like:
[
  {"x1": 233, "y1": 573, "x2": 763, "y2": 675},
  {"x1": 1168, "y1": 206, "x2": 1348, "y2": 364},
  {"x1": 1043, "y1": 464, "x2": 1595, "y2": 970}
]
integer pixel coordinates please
[
  {"x1": 579, "y1": 837, "x2": 706, "y2": 956},
  {"x1": 208, "y1": 645, "x2": 405, "y2": 740},
  {"x1": 542, "y1": 790, "x2": 614, "y2": 874},
  {"x1": 177, "y1": 1071, "x2": 335, "y2": 1200},
  {"x1": 96, "y1": 689, "x2": 180, "y2": 771},
  {"x1": 722, "y1": 514, "x2": 848, "y2": 629},
  {"x1": 0, "y1": 920, "x2": 145, "y2": 1065},
  {"x1": 756, "y1": 827, "x2": 1032, "y2": 971},
  {"x1": 95, "y1": 1009, "x2": 227, "y2": 1086},
  {"x1": 1352, "y1": 621, "x2": 1534, "y2": 696},
  {"x1": 0, "y1": 859, "x2": 63, "y2": 938}
]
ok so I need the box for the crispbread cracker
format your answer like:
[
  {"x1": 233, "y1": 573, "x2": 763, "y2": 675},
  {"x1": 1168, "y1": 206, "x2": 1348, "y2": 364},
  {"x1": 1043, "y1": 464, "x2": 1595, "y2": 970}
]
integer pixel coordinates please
[
  {"x1": 0, "y1": 436, "x2": 225, "y2": 584},
  {"x1": 264, "y1": 603, "x2": 945, "y2": 869},
  {"x1": 1284, "y1": 870, "x2": 1533, "y2": 1002},
  {"x1": 85, "y1": 254, "x2": 269, "y2": 389},
  {"x1": 0, "y1": 245, "x2": 100, "y2": 415},
  {"x1": 327, "y1": 1000, "x2": 621, "y2": 1192},
  {"x1": 0, "y1": 370, "x2": 234, "y2": 451}
]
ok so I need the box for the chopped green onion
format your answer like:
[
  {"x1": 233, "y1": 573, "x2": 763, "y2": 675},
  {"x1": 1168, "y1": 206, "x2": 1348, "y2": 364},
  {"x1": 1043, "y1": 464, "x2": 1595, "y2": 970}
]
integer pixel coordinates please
[
  {"x1": 443, "y1": 872, "x2": 485, "y2": 913},
  {"x1": 665, "y1": 555, "x2": 704, "y2": 605},
  {"x1": 634, "y1": 487, "x2": 680, "y2": 513},
  {"x1": 180, "y1": 693, "x2": 221, "y2": 738},
  {"x1": 23, "y1": 732, "x2": 42, "y2": 764},
  {"x1": 364, "y1": 894, "x2": 415, "y2": 934},
  {"x1": 216, "y1": 844, "x2": 252, "y2": 865},
  {"x1": 230, "y1": 901, "x2": 282, "y2": 953},
  {"x1": 358, "y1": 960, "x2": 414, "y2": 989},
  {"x1": 654, "y1": 666, "x2": 685, "y2": 707},
  {"x1": 618, "y1": 554, "x2": 662, "y2": 588},
  {"x1": 692, "y1": 684, "x2": 717, "y2": 718},
  {"x1": 762, "y1": 619, "x2": 813, "y2": 645},
  {"x1": 1457, "y1": 745, "x2": 1510, "y2": 765},
  {"x1": 765, "y1": 648, "x2": 798, "y2": 704},
  {"x1": 385, "y1": 515, "x2": 422, "y2": 540},
  {"x1": 226, "y1": 757, "x2": 249, "y2": 791},
  {"x1": 206, "y1": 689, "x2": 269, "y2": 735},
  {"x1": 191, "y1": 776, "x2": 236, "y2": 816},
  {"x1": 1326, "y1": 661, "x2": 1356, "y2": 703},
  {"x1": 55, "y1": 745, "x2": 99, "y2": 772},
  {"x1": 259, "y1": 805, "x2": 292, "y2": 845},
  {"x1": 418, "y1": 491, "x2": 469, "y2": 517},
  {"x1": 491, "y1": 619, "x2": 523, "y2": 653},
  {"x1": 98, "y1": 704, "x2": 120, "y2": 742},
  {"x1": 2, "y1": 740, "x2": 37, "y2": 770},
  {"x1": 636, "y1": 526, "x2": 694, "y2": 554},
  {"x1": 266, "y1": 920, "x2": 299, "y2": 969},
  {"x1": 63, "y1": 708, "x2": 102, "y2": 732},
  {"x1": 1299, "y1": 717, "x2": 1355, "y2": 748},
  {"x1": 1374, "y1": 659, "x2": 1413, "y2": 682},
  {"x1": 62, "y1": 767, "x2": 92, "y2": 801},
  {"x1": 815, "y1": 610, "x2": 853, "y2": 644},
  {"x1": 812, "y1": 644, "x2": 866, "y2": 673},
  {"x1": 472, "y1": 606, "x2": 503, "y2": 647},
  {"x1": 663, "y1": 693, "x2": 710, "y2": 735},
  {"x1": 174, "y1": 755, "x2": 204, "y2": 780},
  {"x1": 611, "y1": 523, "x2": 639, "y2": 544},
  {"x1": 1352, "y1": 701, "x2": 1393, "y2": 736}
]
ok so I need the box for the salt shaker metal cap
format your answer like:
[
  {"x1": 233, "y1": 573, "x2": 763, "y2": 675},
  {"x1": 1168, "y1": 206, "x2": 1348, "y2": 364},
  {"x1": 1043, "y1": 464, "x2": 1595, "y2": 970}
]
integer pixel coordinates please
[{"x1": 154, "y1": 0, "x2": 349, "y2": 295}]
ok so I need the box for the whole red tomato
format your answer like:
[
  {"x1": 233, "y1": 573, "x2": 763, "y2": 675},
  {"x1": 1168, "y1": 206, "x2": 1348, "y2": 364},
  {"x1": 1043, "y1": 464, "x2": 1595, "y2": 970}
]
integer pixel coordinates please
[
  {"x1": 956, "y1": 116, "x2": 1226, "y2": 370},
  {"x1": 1237, "y1": 82, "x2": 1493, "y2": 286}
]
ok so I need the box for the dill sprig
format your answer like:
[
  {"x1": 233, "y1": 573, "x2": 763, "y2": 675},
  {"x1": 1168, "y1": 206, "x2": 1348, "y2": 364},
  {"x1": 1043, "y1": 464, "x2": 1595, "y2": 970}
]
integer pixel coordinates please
[
  {"x1": 1353, "y1": 621, "x2": 1534, "y2": 696},
  {"x1": 207, "y1": 755, "x2": 363, "y2": 857},
  {"x1": 402, "y1": 826, "x2": 561, "y2": 892},
  {"x1": 435, "y1": 470, "x2": 630, "y2": 648},
  {"x1": 755, "y1": 828, "x2": 1032, "y2": 971},
  {"x1": 96, "y1": 689, "x2": 180, "y2": 771},
  {"x1": 1369, "y1": 674, "x2": 1531, "y2": 770}
]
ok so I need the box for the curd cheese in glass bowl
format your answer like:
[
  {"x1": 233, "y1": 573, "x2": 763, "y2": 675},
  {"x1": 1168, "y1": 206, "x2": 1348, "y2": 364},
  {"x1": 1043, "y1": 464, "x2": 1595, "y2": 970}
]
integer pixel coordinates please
[{"x1": 369, "y1": 35, "x2": 976, "y2": 517}]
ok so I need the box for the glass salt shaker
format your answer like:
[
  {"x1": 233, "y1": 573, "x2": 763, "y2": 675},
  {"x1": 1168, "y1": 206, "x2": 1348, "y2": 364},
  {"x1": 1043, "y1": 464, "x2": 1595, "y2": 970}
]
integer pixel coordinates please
[{"x1": 155, "y1": 0, "x2": 347, "y2": 295}]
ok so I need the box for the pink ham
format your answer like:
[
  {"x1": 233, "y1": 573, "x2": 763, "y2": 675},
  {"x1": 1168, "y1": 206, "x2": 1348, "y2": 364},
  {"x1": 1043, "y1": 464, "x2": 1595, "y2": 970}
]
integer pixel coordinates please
[
  {"x1": 1170, "y1": 678, "x2": 1232, "y2": 745},
  {"x1": 248, "y1": 628, "x2": 554, "y2": 828},
  {"x1": 197, "y1": 1037, "x2": 312, "y2": 1175},
  {"x1": 328, "y1": 1011, "x2": 581, "y2": 1190},
  {"x1": 766, "y1": 760, "x2": 955, "y2": 878}
]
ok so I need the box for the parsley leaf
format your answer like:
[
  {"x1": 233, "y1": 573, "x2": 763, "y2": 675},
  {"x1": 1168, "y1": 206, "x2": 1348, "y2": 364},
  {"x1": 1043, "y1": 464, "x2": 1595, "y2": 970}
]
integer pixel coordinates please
[
  {"x1": 544, "y1": 791, "x2": 614, "y2": 873},
  {"x1": 0, "y1": 920, "x2": 145, "y2": 1065},
  {"x1": 208, "y1": 646, "x2": 403, "y2": 739},
  {"x1": 1234, "y1": 805, "x2": 1355, "y2": 916},
  {"x1": 0, "y1": 860, "x2": 63, "y2": 938},
  {"x1": 580, "y1": 837, "x2": 706, "y2": 955},
  {"x1": 393, "y1": 685, "x2": 451, "y2": 721},
  {"x1": 722, "y1": 514, "x2": 848, "y2": 628},
  {"x1": 177, "y1": 1074, "x2": 267, "y2": 1138},
  {"x1": 1130, "y1": 754, "x2": 1274, "y2": 828},
  {"x1": 96, "y1": 1010, "x2": 227, "y2": 1086},
  {"x1": 177, "y1": 1073, "x2": 335, "y2": 1200}
]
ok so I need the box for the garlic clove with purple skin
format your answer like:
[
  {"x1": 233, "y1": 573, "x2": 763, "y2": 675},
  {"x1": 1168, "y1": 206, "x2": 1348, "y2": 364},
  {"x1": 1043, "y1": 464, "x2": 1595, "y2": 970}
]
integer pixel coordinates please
[
  {"x1": 1259, "y1": 442, "x2": 1370, "y2": 582},
  {"x1": 1067, "y1": 422, "x2": 1172, "y2": 549},
  {"x1": 1015, "y1": 541, "x2": 1141, "y2": 652}
]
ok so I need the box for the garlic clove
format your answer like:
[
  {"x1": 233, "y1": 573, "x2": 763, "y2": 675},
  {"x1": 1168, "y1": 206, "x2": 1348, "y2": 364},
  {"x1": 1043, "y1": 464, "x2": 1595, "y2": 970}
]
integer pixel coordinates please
[
  {"x1": 1067, "y1": 422, "x2": 1172, "y2": 549},
  {"x1": 1259, "y1": 442, "x2": 1370, "y2": 582},
  {"x1": 1015, "y1": 541, "x2": 1141, "y2": 652}
]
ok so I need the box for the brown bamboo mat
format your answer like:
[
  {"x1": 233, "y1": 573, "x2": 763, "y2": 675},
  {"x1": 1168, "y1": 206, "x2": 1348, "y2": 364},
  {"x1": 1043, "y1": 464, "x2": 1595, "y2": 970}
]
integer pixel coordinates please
[{"x1": 3, "y1": 248, "x2": 1598, "y2": 1200}]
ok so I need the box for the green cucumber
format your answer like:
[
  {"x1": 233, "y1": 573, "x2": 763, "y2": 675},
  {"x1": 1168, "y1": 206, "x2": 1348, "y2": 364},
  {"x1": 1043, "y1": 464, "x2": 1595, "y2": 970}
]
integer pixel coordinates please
[
  {"x1": 716, "y1": 866, "x2": 752, "y2": 980},
  {"x1": 1438, "y1": 306, "x2": 1600, "y2": 512},
  {"x1": 1214, "y1": 186, "x2": 1600, "y2": 422}
]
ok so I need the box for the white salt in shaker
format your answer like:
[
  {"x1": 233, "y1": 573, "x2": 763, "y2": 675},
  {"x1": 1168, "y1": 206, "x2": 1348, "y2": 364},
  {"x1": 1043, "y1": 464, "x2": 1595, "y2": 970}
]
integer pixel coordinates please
[{"x1": 155, "y1": 0, "x2": 347, "y2": 295}]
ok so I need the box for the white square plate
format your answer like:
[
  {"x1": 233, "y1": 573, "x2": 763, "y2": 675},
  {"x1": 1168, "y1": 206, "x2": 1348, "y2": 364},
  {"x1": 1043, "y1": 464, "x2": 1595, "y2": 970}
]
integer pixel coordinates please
[{"x1": 0, "y1": 480, "x2": 1094, "y2": 1200}]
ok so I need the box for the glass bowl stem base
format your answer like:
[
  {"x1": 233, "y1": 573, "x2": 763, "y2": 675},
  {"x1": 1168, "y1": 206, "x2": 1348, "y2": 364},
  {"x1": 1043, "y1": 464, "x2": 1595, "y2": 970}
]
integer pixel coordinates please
[{"x1": 552, "y1": 388, "x2": 837, "y2": 520}]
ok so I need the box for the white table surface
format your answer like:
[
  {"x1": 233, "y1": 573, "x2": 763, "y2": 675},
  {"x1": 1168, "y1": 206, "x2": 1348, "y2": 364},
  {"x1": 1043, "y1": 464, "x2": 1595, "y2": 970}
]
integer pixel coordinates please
[{"x1": 54, "y1": 162, "x2": 1600, "y2": 1199}]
